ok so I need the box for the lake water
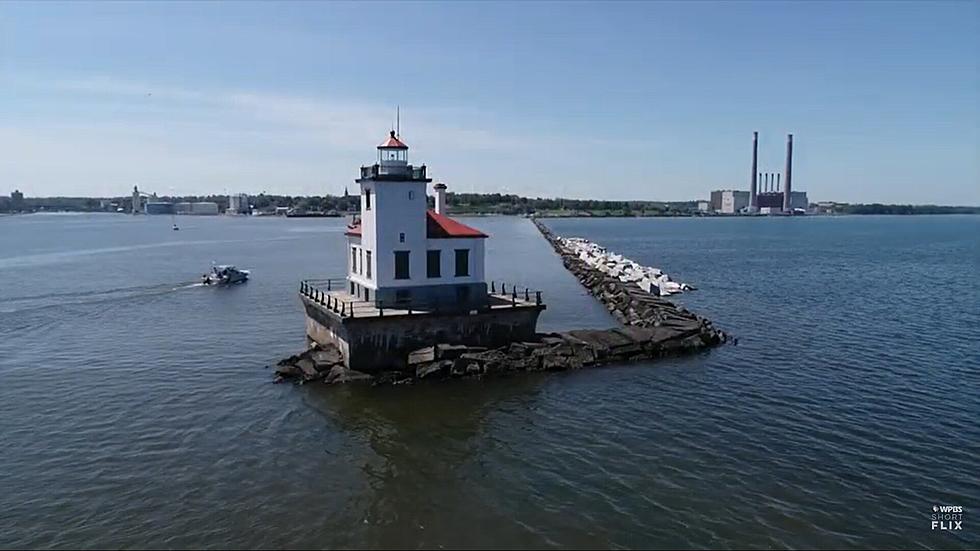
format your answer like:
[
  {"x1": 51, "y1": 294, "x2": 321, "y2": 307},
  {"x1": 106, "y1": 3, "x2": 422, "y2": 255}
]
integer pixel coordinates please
[{"x1": 1, "y1": 213, "x2": 977, "y2": 549}]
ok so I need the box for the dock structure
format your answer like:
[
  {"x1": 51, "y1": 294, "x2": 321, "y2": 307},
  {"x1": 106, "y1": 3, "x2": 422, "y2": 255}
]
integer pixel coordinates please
[{"x1": 299, "y1": 278, "x2": 545, "y2": 372}]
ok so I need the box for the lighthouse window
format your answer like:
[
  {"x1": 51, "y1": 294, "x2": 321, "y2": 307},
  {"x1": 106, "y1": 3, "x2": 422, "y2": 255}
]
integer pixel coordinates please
[
  {"x1": 394, "y1": 251, "x2": 410, "y2": 280},
  {"x1": 351, "y1": 246, "x2": 357, "y2": 273},
  {"x1": 427, "y1": 250, "x2": 441, "y2": 278},
  {"x1": 399, "y1": 232, "x2": 405, "y2": 243},
  {"x1": 365, "y1": 189, "x2": 371, "y2": 210},
  {"x1": 365, "y1": 251, "x2": 372, "y2": 279},
  {"x1": 408, "y1": 191, "x2": 414, "y2": 200},
  {"x1": 454, "y1": 249, "x2": 470, "y2": 277}
]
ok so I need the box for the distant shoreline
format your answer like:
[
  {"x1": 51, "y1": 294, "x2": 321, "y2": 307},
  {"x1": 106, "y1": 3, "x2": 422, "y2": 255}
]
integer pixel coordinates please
[
  {"x1": 3, "y1": 193, "x2": 978, "y2": 217},
  {"x1": 4, "y1": 210, "x2": 979, "y2": 219}
]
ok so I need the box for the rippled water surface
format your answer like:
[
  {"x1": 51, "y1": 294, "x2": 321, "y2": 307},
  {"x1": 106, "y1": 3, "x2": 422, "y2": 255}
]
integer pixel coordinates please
[{"x1": 1, "y1": 213, "x2": 977, "y2": 549}]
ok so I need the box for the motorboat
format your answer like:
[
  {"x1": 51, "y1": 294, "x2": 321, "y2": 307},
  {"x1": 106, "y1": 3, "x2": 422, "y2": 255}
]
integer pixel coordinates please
[{"x1": 202, "y1": 265, "x2": 250, "y2": 285}]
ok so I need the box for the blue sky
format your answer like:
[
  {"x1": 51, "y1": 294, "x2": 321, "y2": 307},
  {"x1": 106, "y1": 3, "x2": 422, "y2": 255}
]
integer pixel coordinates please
[{"x1": 1, "y1": 1, "x2": 977, "y2": 203}]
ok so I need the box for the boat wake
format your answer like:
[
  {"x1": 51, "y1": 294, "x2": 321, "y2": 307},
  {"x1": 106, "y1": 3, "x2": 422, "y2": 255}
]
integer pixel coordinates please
[{"x1": 1, "y1": 280, "x2": 203, "y2": 316}]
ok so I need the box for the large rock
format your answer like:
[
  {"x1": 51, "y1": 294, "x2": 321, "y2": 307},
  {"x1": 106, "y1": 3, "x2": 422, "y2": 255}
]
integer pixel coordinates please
[
  {"x1": 311, "y1": 347, "x2": 343, "y2": 370},
  {"x1": 326, "y1": 366, "x2": 374, "y2": 384},
  {"x1": 437, "y1": 344, "x2": 484, "y2": 360},
  {"x1": 296, "y1": 358, "x2": 321, "y2": 380},
  {"x1": 274, "y1": 364, "x2": 301, "y2": 378},
  {"x1": 416, "y1": 360, "x2": 452, "y2": 380},
  {"x1": 407, "y1": 346, "x2": 436, "y2": 365}
]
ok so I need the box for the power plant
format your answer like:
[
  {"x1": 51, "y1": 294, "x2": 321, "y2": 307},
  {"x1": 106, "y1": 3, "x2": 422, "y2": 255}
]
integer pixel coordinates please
[
  {"x1": 748, "y1": 132, "x2": 805, "y2": 214},
  {"x1": 710, "y1": 132, "x2": 807, "y2": 214}
]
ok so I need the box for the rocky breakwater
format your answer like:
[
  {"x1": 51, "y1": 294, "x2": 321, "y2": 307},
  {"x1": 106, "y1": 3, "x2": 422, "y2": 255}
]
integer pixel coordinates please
[
  {"x1": 273, "y1": 219, "x2": 727, "y2": 386},
  {"x1": 558, "y1": 236, "x2": 694, "y2": 296},
  {"x1": 531, "y1": 217, "x2": 729, "y2": 340},
  {"x1": 275, "y1": 321, "x2": 726, "y2": 386}
]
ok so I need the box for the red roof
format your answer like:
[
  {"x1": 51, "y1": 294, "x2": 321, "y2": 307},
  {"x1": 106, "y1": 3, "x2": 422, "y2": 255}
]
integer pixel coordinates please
[
  {"x1": 344, "y1": 210, "x2": 487, "y2": 239},
  {"x1": 378, "y1": 131, "x2": 408, "y2": 149},
  {"x1": 426, "y1": 209, "x2": 488, "y2": 239}
]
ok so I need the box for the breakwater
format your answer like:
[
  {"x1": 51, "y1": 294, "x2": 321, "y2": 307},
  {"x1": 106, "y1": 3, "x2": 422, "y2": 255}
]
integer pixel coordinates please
[
  {"x1": 532, "y1": 218, "x2": 729, "y2": 336},
  {"x1": 274, "y1": 219, "x2": 728, "y2": 386},
  {"x1": 558, "y1": 236, "x2": 694, "y2": 296}
]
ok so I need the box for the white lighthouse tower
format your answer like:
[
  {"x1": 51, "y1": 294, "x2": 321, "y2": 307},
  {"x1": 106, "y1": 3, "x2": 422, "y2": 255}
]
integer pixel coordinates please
[{"x1": 344, "y1": 131, "x2": 488, "y2": 309}]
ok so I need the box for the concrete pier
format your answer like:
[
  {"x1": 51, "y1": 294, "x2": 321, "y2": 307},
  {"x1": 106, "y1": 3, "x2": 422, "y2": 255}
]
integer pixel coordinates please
[{"x1": 298, "y1": 280, "x2": 545, "y2": 372}]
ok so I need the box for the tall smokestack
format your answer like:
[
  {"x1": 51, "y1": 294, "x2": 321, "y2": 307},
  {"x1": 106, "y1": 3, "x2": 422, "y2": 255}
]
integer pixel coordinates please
[
  {"x1": 749, "y1": 132, "x2": 758, "y2": 209},
  {"x1": 776, "y1": 173, "x2": 781, "y2": 192},
  {"x1": 433, "y1": 182, "x2": 447, "y2": 214},
  {"x1": 783, "y1": 134, "x2": 793, "y2": 212}
]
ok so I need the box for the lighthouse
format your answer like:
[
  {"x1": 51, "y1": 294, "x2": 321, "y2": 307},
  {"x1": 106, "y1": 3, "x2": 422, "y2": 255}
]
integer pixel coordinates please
[
  {"x1": 297, "y1": 129, "x2": 544, "y2": 372},
  {"x1": 344, "y1": 131, "x2": 488, "y2": 309}
]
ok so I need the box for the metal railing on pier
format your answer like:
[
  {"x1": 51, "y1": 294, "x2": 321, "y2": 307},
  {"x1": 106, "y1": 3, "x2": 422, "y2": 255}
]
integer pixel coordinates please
[
  {"x1": 488, "y1": 280, "x2": 543, "y2": 307},
  {"x1": 299, "y1": 278, "x2": 356, "y2": 316},
  {"x1": 298, "y1": 278, "x2": 543, "y2": 319}
]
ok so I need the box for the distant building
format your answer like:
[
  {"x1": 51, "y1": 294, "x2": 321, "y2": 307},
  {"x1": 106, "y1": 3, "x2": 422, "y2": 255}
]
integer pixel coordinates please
[
  {"x1": 227, "y1": 193, "x2": 250, "y2": 214},
  {"x1": 275, "y1": 206, "x2": 290, "y2": 216},
  {"x1": 145, "y1": 202, "x2": 175, "y2": 215},
  {"x1": 789, "y1": 191, "x2": 808, "y2": 211},
  {"x1": 131, "y1": 186, "x2": 142, "y2": 215},
  {"x1": 710, "y1": 190, "x2": 750, "y2": 214},
  {"x1": 190, "y1": 202, "x2": 219, "y2": 215},
  {"x1": 812, "y1": 201, "x2": 836, "y2": 214},
  {"x1": 757, "y1": 192, "x2": 784, "y2": 210},
  {"x1": 697, "y1": 200, "x2": 710, "y2": 213},
  {"x1": 175, "y1": 202, "x2": 193, "y2": 214},
  {"x1": 10, "y1": 189, "x2": 24, "y2": 211}
]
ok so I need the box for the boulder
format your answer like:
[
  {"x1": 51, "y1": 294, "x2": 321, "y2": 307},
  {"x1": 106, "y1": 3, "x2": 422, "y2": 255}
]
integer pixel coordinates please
[
  {"x1": 542, "y1": 355, "x2": 570, "y2": 371},
  {"x1": 416, "y1": 360, "x2": 451, "y2": 380},
  {"x1": 311, "y1": 347, "x2": 343, "y2": 370},
  {"x1": 274, "y1": 364, "x2": 301, "y2": 378},
  {"x1": 296, "y1": 358, "x2": 321, "y2": 380},
  {"x1": 407, "y1": 346, "x2": 436, "y2": 365},
  {"x1": 438, "y1": 344, "x2": 483, "y2": 360}
]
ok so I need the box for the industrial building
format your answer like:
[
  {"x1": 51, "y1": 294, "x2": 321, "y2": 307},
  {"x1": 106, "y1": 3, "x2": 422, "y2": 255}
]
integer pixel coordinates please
[
  {"x1": 709, "y1": 190, "x2": 750, "y2": 214},
  {"x1": 174, "y1": 201, "x2": 219, "y2": 215},
  {"x1": 144, "y1": 202, "x2": 175, "y2": 215},
  {"x1": 189, "y1": 202, "x2": 219, "y2": 215},
  {"x1": 227, "y1": 193, "x2": 250, "y2": 215}
]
